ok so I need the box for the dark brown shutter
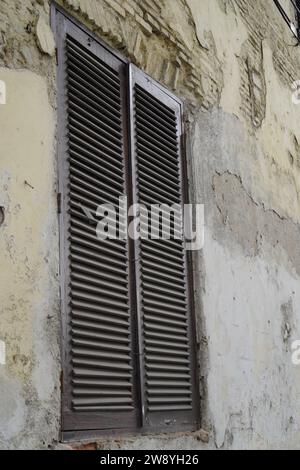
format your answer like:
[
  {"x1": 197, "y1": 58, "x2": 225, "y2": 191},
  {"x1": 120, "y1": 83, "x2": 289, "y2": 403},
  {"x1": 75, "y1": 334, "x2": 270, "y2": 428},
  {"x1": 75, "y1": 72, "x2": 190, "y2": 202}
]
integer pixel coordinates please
[
  {"x1": 54, "y1": 6, "x2": 199, "y2": 438},
  {"x1": 55, "y1": 12, "x2": 138, "y2": 434},
  {"x1": 129, "y1": 66, "x2": 199, "y2": 432}
]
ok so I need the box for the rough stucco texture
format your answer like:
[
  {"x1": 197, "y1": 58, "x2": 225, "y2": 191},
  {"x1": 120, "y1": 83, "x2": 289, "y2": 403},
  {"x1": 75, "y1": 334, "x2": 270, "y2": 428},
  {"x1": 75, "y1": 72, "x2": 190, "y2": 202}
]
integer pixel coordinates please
[
  {"x1": 0, "y1": 68, "x2": 60, "y2": 449},
  {"x1": 1, "y1": 0, "x2": 300, "y2": 449}
]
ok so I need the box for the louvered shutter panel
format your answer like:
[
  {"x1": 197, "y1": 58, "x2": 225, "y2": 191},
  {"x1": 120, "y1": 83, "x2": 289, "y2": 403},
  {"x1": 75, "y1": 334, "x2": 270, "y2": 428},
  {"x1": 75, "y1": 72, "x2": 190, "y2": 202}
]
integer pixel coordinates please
[
  {"x1": 56, "y1": 14, "x2": 138, "y2": 433},
  {"x1": 129, "y1": 66, "x2": 199, "y2": 431}
]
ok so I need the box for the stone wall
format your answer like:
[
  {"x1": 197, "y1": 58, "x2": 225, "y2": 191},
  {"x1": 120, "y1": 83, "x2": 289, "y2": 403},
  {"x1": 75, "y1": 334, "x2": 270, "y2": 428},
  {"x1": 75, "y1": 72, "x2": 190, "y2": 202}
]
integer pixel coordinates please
[{"x1": 1, "y1": 0, "x2": 300, "y2": 449}]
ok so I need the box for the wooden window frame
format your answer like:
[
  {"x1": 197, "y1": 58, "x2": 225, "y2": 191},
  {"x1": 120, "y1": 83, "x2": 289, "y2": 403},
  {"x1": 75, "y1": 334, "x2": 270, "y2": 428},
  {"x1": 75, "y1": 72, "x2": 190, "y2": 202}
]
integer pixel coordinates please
[{"x1": 51, "y1": 2, "x2": 200, "y2": 442}]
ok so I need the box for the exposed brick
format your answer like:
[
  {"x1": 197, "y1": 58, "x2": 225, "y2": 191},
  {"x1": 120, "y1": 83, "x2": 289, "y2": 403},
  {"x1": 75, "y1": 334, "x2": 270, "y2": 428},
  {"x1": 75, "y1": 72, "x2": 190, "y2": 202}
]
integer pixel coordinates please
[
  {"x1": 159, "y1": 59, "x2": 170, "y2": 82},
  {"x1": 151, "y1": 0, "x2": 162, "y2": 12},
  {"x1": 171, "y1": 65, "x2": 180, "y2": 89},
  {"x1": 134, "y1": 14, "x2": 152, "y2": 36},
  {"x1": 126, "y1": 0, "x2": 144, "y2": 17},
  {"x1": 140, "y1": 0, "x2": 160, "y2": 17},
  {"x1": 178, "y1": 50, "x2": 190, "y2": 65},
  {"x1": 144, "y1": 12, "x2": 160, "y2": 32},
  {"x1": 104, "y1": 0, "x2": 126, "y2": 18},
  {"x1": 122, "y1": 1, "x2": 135, "y2": 16},
  {"x1": 160, "y1": 27, "x2": 170, "y2": 39},
  {"x1": 67, "y1": 0, "x2": 80, "y2": 11},
  {"x1": 133, "y1": 31, "x2": 143, "y2": 63}
]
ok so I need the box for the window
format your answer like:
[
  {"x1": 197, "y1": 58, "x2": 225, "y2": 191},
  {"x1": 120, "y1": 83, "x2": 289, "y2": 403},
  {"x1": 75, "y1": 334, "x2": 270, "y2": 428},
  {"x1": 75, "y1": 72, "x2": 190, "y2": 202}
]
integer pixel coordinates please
[{"x1": 53, "y1": 6, "x2": 199, "y2": 439}]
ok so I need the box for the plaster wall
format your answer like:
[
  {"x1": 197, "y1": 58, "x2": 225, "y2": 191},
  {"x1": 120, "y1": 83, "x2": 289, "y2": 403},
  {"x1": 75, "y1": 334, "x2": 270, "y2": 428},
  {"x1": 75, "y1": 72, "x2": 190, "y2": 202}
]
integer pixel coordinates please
[{"x1": 0, "y1": 0, "x2": 300, "y2": 449}]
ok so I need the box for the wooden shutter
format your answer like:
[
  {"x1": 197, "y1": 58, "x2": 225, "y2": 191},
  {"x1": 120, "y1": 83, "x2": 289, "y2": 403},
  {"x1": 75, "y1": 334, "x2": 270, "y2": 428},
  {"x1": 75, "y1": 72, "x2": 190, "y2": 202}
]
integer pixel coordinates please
[
  {"x1": 55, "y1": 12, "x2": 138, "y2": 435},
  {"x1": 129, "y1": 66, "x2": 199, "y2": 432}
]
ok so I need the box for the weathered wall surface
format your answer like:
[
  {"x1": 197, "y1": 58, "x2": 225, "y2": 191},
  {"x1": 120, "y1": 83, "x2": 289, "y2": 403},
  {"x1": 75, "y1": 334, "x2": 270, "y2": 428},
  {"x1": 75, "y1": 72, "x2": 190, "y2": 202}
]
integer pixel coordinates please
[
  {"x1": 1, "y1": 0, "x2": 300, "y2": 449},
  {"x1": 0, "y1": 2, "x2": 60, "y2": 449}
]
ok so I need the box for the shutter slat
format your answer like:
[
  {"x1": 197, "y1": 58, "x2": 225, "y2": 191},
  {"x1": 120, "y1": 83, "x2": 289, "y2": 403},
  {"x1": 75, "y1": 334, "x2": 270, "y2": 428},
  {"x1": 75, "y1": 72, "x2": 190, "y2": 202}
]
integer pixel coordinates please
[
  {"x1": 142, "y1": 239, "x2": 184, "y2": 257},
  {"x1": 145, "y1": 316, "x2": 188, "y2": 330},
  {"x1": 71, "y1": 284, "x2": 128, "y2": 307},
  {"x1": 138, "y1": 151, "x2": 179, "y2": 178},
  {"x1": 70, "y1": 181, "x2": 121, "y2": 207},
  {"x1": 73, "y1": 389, "x2": 132, "y2": 397},
  {"x1": 70, "y1": 253, "x2": 127, "y2": 277},
  {"x1": 142, "y1": 258, "x2": 185, "y2": 277},
  {"x1": 144, "y1": 321, "x2": 186, "y2": 336},
  {"x1": 148, "y1": 405, "x2": 192, "y2": 412},
  {"x1": 71, "y1": 262, "x2": 128, "y2": 286},
  {"x1": 73, "y1": 406, "x2": 134, "y2": 411},
  {"x1": 67, "y1": 56, "x2": 120, "y2": 100},
  {"x1": 67, "y1": 60, "x2": 121, "y2": 107},
  {"x1": 69, "y1": 105, "x2": 122, "y2": 140},
  {"x1": 68, "y1": 75, "x2": 121, "y2": 113},
  {"x1": 70, "y1": 154, "x2": 124, "y2": 187},
  {"x1": 148, "y1": 396, "x2": 192, "y2": 404},
  {"x1": 70, "y1": 253, "x2": 127, "y2": 276},
  {"x1": 137, "y1": 142, "x2": 179, "y2": 170},
  {"x1": 72, "y1": 329, "x2": 129, "y2": 345},
  {"x1": 71, "y1": 280, "x2": 128, "y2": 301},
  {"x1": 72, "y1": 347, "x2": 131, "y2": 363},
  {"x1": 69, "y1": 118, "x2": 122, "y2": 152},
  {"x1": 145, "y1": 339, "x2": 188, "y2": 350},
  {"x1": 70, "y1": 219, "x2": 127, "y2": 249},
  {"x1": 66, "y1": 39, "x2": 120, "y2": 86},
  {"x1": 136, "y1": 120, "x2": 178, "y2": 151},
  {"x1": 135, "y1": 103, "x2": 176, "y2": 131},
  {"x1": 143, "y1": 298, "x2": 188, "y2": 312},
  {"x1": 143, "y1": 306, "x2": 188, "y2": 321},
  {"x1": 147, "y1": 381, "x2": 191, "y2": 388},
  {"x1": 142, "y1": 251, "x2": 185, "y2": 272},
  {"x1": 73, "y1": 397, "x2": 132, "y2": 406},
  {"x1": 70, "y1": 175, "x2": 121, "y2": 205},
  {"x1": 146, "y1": 355, "x2": 190, "y2": 365},
  {"x1": 145, "y1": 346, "x2": 189, "y2": 358},
  {"x1": 144, "y1": 329, "x2": 189, "y2": 344},
  {"x1": 136, "y1": 130, "x2": 179, "y2": 160},
  {"x1": 72, "y1": 319, "x2": 129, "y2": 337},
  {"x1": 70, "y1": 150, "x2": 124, "y2": 182},
  {"x1": 146, "y1": 371, "x2": 191, "y2": 380},
  {"x1": 135, "y1": 93, "x2": 177, "y2": 126},
  {"x1": 138, "y1": 160, "x2": 180, "y2": 187},
  {"x1": 73, "y1": 379, "x2": 132, "y2": 388},
  {"x1": 68, "y1": 96, "x2": 122, "y2": 133},
  {"x1": 138, "y1": 170, "x2": 180, "y2": 199},
  {"x1": 139, "y1": 185, "x2": 180, "y2": 206},
  {"x1": 69, "y1": 137, "x2": 122, "y2": 173},
  {"x1": 135, "y1": 86, "x2": 177, "y2": 120},
  {"x1": 143, "y1": 283, "x2": 186, "y2": 301},
  {"x1": 73, "y1": 368, "x2": 131, "y2": 379},
  {"x1": 70, "y1": 236, "x2": 127, "y2": 261},
  {"x1": 72, "y1": 358, "x2": 132, "y2": 372},
  {"x1": 71, "y1": 299, "x2": 129, "y2": 320},
  {"x1": 72, "y1": 337, "x2": 131, "y2": 353}
]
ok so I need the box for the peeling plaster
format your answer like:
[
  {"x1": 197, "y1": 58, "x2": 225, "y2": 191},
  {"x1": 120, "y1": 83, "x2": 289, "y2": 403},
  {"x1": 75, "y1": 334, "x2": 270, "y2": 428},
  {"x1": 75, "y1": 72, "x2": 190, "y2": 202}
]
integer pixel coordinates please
[{"x1": 1, "y1": 0, "x2": 300, "y2": 450}]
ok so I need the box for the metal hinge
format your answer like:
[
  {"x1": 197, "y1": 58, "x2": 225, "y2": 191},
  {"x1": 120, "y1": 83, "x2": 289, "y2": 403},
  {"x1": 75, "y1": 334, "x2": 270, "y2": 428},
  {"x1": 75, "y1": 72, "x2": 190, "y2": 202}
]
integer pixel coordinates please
[{"x1": 57, "y1": 192, "x2": 62, "y2": 214}]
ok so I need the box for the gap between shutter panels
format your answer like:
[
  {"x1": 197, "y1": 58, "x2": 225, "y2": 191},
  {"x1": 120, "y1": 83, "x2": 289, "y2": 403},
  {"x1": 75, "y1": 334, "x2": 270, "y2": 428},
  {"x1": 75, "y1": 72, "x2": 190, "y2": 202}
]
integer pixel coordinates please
[
  {"x1": 133, "y1": 85, "x2": 194, "y2": 414},
  {"x1": 66, "y1": 36, "x2": 134, "y2": 413}
]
